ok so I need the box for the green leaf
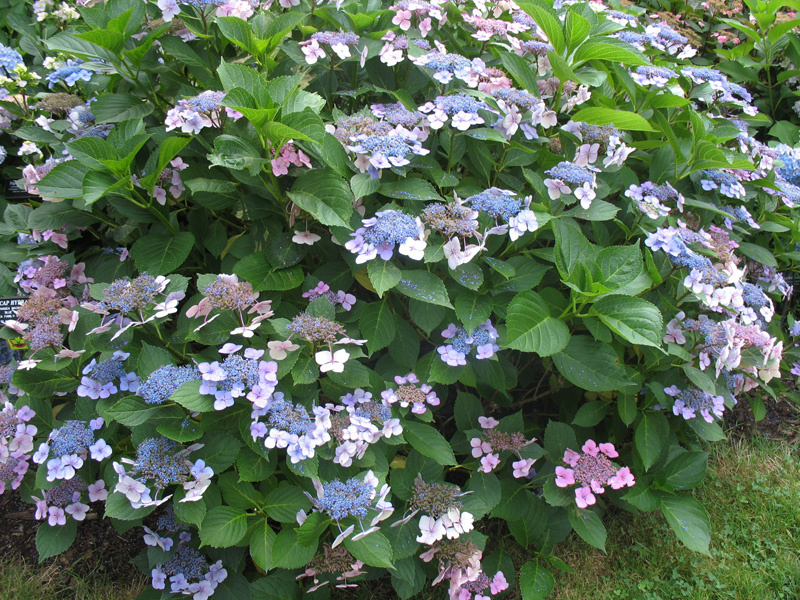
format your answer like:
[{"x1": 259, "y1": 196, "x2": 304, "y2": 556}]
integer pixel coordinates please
[
  {"x1": 36, "y1": 521, "x2": 77, "y2": 561},
  {"x1": 500, "y1": 51, "x2": 541, "y2": 92},
  {"x1": 618, "y1": 394, "x2": 637, "y2": 426},
  {"x1": 402, "y1": 421, "x2": 456, "y2": 465},
  {"x1": 596, "y1": 244, "x2": 644, "y2": 291},
  {"x1": 682, "y1": 365, "x2": 717, "y2": 395},
  {"x1": 590, "y1": 295, "x2": 663, "y2": 348},
  {"x1": 552, "y1": 219, "x2": 595, "y2": 279},
  {"x1": 518, "y1": 2, "x2": 565, "y2": 53},
  {"x1": 566, "y1": 199, "x2": 619, "y2": 221},
  {"x1": 200, "y1": 506, "x2": 249, "y2": 548},
  {"x1": 272, "y1": 529, "x2": 317, "y2": 569},
  {"x1": 91, "y1": 94, "x2": 154, "y2": 123},
  {"x1": 35, "y1": 161, "x2": 88, "y2": 200},
  {"x1": 568, "y1": 508, "x2": 607, "y2": 551},
  {"x1": 519, "y1": 561, "x2": 555, "y2": 600},
  {"x1": 737, "y1": 242, "x2": 778, "y2": 268},
  {"x1": 106, "y1": 396, "x2": 160, "y2": 427},
  {"x1": 396, "y1": 271, "x2": 452, "y2": 308},
  {"x1": 565, "y1": 9, "x2": 591, "y2": 51},
  {"x1": 454, "y1": 291, "x2": 492, "y2": 335},
  {"x1": 218, "y1": 472, "x2": 265, "y2": 509},
  {"x1": 12, "y1": 369, "x2": 76, "y2": 397},
  {"x1": 344, "y1": 531, "x2": 394, "y2": 569},
  {"x1": 635, "y1": 412, "x2": 669, "y2": 471},
  {"x1": 367, "y1": 260, "x2": 402, "y2": 297},
  {"x1": 573, "y1": 40, "x2": 648, "y2": 66},
  {"x1": 505, "y1": 291, "x2": 570, "y2": 356},
  {"x1": 264, "y1": 486, "x2": 311, "y2": 523},
  {"x1": 139, "y1": 137, "x2": 191, "y2": 191},
  {"x1": 659, "y1": 494, "x2": 711, "y2": 554},
  {"x1": 360, "y1": 301, "x2": 396, "y2": 356},
  {"x1": 234, "y1": 256, "x2": 303, "y2": 291},
  {"x1": 552, "y1": 336, "x2": 635, "y2": 392},
  {"x1": 391, "y1": 557, "x2": 426, "y2": 600},
  {"x1": 661, "y1": 452, "x2": 708, "y2": 491},
  {"x1": 198, "y1": 431, "x2": 242, "y2": 473},
  {"x1": 251, "y1": 576, "x2": 301, "y2": 600},
  {"x1": 288, "y1": 170, "x2": 353, "y2": 229},
  {"x1": 104, "y1": 490, "x2": 156, "y2": 521},
  {"x1": 173, "y1": 492, "x2": 206, "y2": 527},
  {"x1": 169, "y1": 380, "x2": 214, "y2": 413},
  {"x1": 131, "y1": 232, "x2": 195, "y2": 275},
  {"x1": 543, "y1": 421, "x2": 578, "y2": 462},
  {"x1": 571, "y1": 107, "x2": 656, "y2": 132},
  {"x1": 572, "y1": 401, "x2": 609, "y2": 427},
  {"x1": 249, "y1": 517, "x2": 277, "y2": 571},
  {"x1": 378, "y1": 178, "x2": 444, "y2": 201}
]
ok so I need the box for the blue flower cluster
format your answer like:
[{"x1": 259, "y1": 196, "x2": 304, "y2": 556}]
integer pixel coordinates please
[
  {"x1": 139, "y1": 365, "x2": 201, "y2": 405},
  {"x1": 134, "y1": 437, "x2": 190, "y2": 488},
  {"x1": 319, "y1": 477, "x2": 374, "y2": 520},
  {"x1": 0, "y1": 44, "x2": 22, "y2": 71},
  {"x1": 46, "y1": 59, "x2": 94, "y2": 88},
  {"x1": 466, "y1": 188, "x2": 522, "y2": 221}
]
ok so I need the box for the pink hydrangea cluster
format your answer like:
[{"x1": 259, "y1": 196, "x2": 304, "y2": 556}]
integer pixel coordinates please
[
  {"x1": 555, "y1": 440, "x2": 635, "y2": 508},
  {"x1": 270, "y1": 140, "x2": 312, "y2": 176},
  {"x1": 469, "y1": 416, "x2": 536, "y2": 478},
  {"x1": 0, "y1": 401, "x2": 36, "y2": 495},
  {"x1": 302, "y1": 281, "x2": 356, "y2": 311},
  {"x1": 380, "y1": 373, "x2": 440, "y2": 415}
]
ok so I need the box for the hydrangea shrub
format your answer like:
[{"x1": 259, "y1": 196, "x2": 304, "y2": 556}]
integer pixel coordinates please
[{"x1": 0, "y1": 0, "x2": 799, "y2": 597}]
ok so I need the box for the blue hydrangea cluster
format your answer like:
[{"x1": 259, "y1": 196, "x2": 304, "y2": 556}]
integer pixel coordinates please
[
  {"x1": 631, "y1": 66, "x2": 679, "y2": 88},
  {"x1": 0, "y1": 44, "x2": 22, "y2": 71},
  {"x1": 345, "y1": 209, "x2": 426, "y2": 263},
  {"x1": 185, "y1": 90, "x2": 225, "y2": 113},
  {"x1": 429, "y1": 94, "x2": 487, "y2": 117},
  {"x1": 665, "y1": 385, "x2": 725, "y2": 423},
  {"x1": 646, "y1": 23, "x2": 688, "y2": 49},
  {"x1": 466, "y1": 188, "x2": 522, "y2": 221},
  {"x1": 492, "y1": 88, "x2": 540, "y2": 110},
  {"x1": 311, "y1": 31, "x2": 360, "y2": 47},
  {"x1": 700, "y1": 169, "x2": 746, "y2": 199},
  {"x1": 99, "y1": 273, "x2": 163, "y2": 312},
  {"x1": 544, "y1": 161, "x2": 595, "y2": 186},
  {"x1": 198, "y1": 351, "x2": 278, "y2": 410},
  {"x1": 46, "y1": 59, "x2": 94, "y2": 88},
  {"x1": 605, "y1": 10, "x2": 638, "y2": 25},
  {"x1": 49, "y1": 420, "x2": 94, "y2": 457},
  {"x1": 742, "y1": 283, "x2": 770, "y2": 310},
  {"x1": 411, "y1": 51, "x2": 471, "y2": 79},
  {"x1": 775, "y1": 145, "x2": 800, "y2": 186},
  {"x1": 139, "y1": 365, "x2": 201, "y2": 405},
  {"x1": 319, "y1": 477, "x2": 374, "y2": 520},
  {"x1": 437, "y1": 321, "x2": 499, "y2": 366},
  {"x1": 162, "y1": 545, "x2": 209, "y2": 583},
  {"x1": 250, "y1": 394, "x2": 331, "y2": 463},
  {"x1": 370, "y1": 102, "x2": 422, "y2": 128},
  {"x1": 616, "y1": 31, "x2": 646, "y2": 46},
  {"x1": 134, "y1": 438, "x2": 190, "y2": 488},
  {"x1": 519, "y1": 40, "x2": 553, "y2": 56},
  {"x1": 681, "y1": 67, "x2": 756, "y2": 114}
]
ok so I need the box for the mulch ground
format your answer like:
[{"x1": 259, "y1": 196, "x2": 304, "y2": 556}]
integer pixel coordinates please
[{"x1": 0, "y1": 490, "x2": 145, "y2": 585}]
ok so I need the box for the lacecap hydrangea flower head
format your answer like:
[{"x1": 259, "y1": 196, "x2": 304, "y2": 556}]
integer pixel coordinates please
[{"x1": 555, "y1": 439, "x2": 635, "y2": 508}]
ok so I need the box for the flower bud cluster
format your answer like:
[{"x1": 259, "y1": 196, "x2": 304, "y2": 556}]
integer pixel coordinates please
[
  {"x1": 470, "y1": 415, "x2": 536, "y2": 477},
  {"x1": 33, "y1": 477, "x2": 107, "y2": 526}
]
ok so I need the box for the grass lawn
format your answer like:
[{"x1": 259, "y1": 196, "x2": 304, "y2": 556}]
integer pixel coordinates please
[{"x1": 1, "y1": 436, "x2": 797, "y2": 600}]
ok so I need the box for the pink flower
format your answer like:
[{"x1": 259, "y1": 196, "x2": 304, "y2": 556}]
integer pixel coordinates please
[
  {"x1": 598, "y1": 443, "x2": 618, "y2": 458},
  {"x1": 479, "y1": 453, "x2": 500, "y2": 473},
  {"x1": 292, "y1": 230, "x2": 321, "y2": 245},
  {"x1": 268, "y1": 340, "x2": 300, "y2": 360},
  {"x1": 477, "y1": 416, "x2": 499, "y2": 429},
  {"x1": 512, "y1": 458, "x2": 535, "y2": 478},
  {"x1": 490, "y1": 572, "x2": 509, "y2": 594},
  {"x1": 470, "y1": 438, "x2": 492, "y2": 458},
  {"x1": 582, "y1": 439, "x2": 599, "y2": 456},
  {"x1": 609, "y1": 467, "x2": 636, "y2": 490},
  {"x1": 563, "y1": 448, "x2": 580, "y2": 466},
  {"x1": 554, "y1": 466, "x2": 575, "y2": 487},
  {"x1": 575, "y1": 486, "x2": 595, "y2": 509}
]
